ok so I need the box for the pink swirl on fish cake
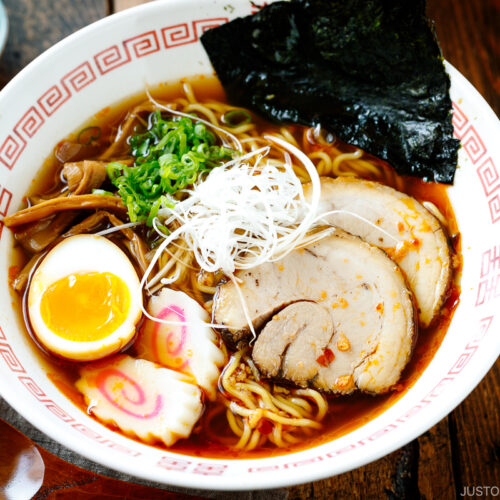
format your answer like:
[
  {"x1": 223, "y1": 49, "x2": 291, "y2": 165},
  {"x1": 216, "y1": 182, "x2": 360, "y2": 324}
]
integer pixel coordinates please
[
  {"x1": 96, "y1": 368, "x2": 163, "y2": 419},
  {"x1": 152, "y1": 304, "x2": 189, "y2": 371}
]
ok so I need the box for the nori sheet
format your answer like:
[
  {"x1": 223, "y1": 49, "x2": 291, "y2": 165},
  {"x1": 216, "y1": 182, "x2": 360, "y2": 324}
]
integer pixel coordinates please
[{"x1": 201, "y1": 0, "x2": 459, "y2": 183}]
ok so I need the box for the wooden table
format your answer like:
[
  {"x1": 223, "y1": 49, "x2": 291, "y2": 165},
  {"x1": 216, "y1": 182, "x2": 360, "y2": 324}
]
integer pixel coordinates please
[{"x1": 0, "y1": 0, "x2": 498, "y2": 498}]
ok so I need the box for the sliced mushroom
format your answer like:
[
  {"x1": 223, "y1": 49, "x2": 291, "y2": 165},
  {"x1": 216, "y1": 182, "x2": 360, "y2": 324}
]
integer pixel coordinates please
[
  {"x1": 213, "y1": 230, "x2": 416, "y2": 394},
  {"x1": 14, "y1": 212, "x2": 78, "y2": 253},
  {"x1": 9, "y1": 161, "x2": 111, "y2": 251},
  {"x1": 303, "y1": 177, "x2": 451, "y2": 327},
  {"x1": 12, "y1": 254, "x2": 41, "y2": 292},
  {"x1": 3, "y1": 194, "x2": 126, "y2": 227},
  {"x1": 62, "y1": 160, "x2": 108, "y2": 194}
]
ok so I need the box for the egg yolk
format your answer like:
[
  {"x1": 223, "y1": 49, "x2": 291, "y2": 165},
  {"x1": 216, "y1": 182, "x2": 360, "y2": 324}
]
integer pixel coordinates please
[{"x1": 40, "y1": 272, "x2": 131, "y2": 342}]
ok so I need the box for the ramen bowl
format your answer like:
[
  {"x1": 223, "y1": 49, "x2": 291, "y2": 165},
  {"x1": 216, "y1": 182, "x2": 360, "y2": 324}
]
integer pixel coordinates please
[{"x1": 0, "y1": 0, "x2": 498, "y2": 491}]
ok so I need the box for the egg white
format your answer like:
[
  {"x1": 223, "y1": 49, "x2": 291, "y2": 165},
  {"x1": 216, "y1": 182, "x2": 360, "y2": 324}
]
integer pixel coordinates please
[{"x1": 28, "y1": 234, "x2": 143, "y2": 361}]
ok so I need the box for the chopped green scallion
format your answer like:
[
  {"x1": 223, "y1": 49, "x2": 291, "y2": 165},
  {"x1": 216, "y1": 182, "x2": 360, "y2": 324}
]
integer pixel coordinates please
[
  {"x1": 107, "y1": 113, "x2": 235, "y2": 226},
  {"x1": 222, "y1": 109, "x2": 252, "y2": 127},
  {"x1": 92, "y1": 188, "x2": 115, "y2": 196},
  {"x1": 77, "y1": 126, "x2": 101, "y2": 146}
]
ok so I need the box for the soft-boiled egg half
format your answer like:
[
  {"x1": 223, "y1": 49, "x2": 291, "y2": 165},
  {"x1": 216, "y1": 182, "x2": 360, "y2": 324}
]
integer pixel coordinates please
[{"x1": 28, "y1": 234, "x2": 143, "y2": 361}]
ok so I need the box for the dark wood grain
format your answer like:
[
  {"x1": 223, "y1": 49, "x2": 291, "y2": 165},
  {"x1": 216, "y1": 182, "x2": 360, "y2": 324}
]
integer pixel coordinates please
[
  {"x1": 428, "y1": 0, "x2": 500, "y2": 114},
  {"x1": 449, "y1": 362, "x2": 500, "y2": 494},
  {"x1": 287, "y1": 415, "x2": 457, "y2": 500},
  {"x1": 0, "y1": 0, "x2": 498, "y2": 498},
  {"x1": 417, "y1": 420, "x2": 456, "y2": 500}
]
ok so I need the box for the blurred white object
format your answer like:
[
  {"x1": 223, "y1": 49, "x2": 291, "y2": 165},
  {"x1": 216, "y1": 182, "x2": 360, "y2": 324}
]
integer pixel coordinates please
[
  {"x1": 0, "y1": 419, "x2": 44, "y2": 500},
  {"x1": 0, "y1": 1, "x2": 7, "y2": 56}
]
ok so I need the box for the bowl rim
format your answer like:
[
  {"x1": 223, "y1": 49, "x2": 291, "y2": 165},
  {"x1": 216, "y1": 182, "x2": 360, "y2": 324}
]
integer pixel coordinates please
[{"x1": 0, "y1": 0, "x2": 499, "y2": 491}]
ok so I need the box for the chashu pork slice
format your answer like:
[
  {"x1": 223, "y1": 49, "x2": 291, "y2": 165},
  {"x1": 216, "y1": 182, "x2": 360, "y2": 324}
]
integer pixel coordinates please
[
  {"x1": 213, "y1": 230, "x2": 416, "y2": 394},
  {"x1": 303, "y1": 177, "x2": 451, "y2": 327}
]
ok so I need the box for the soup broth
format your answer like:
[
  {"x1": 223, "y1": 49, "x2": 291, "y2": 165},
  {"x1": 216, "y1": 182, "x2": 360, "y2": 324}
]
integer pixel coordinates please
[{"x1": 8, "y1": 76, "x2": 460, "y2": 459}]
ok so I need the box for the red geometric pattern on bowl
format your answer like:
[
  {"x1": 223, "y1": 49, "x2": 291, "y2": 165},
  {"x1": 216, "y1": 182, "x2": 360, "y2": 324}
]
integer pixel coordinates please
[
  {"x1": 18, "y1": 375, "x2": 49, "y2": 400},
  {"x1": 461, "y1": 126, "x2": 487, "y2": 164},
  {"x1": 94, "y1": 44, "x2": 132, "y2": 75},
  {"x1": 0, "y1": 185, "x2": 12, "y2": 216},
  {"x1": 63, "y1": 62, "x2": 97, "y2": 92},
  {"x1": 45, "y1": 401, "x2": 77, "y2": 423},
  {"x1": 155, "y1": 456, "x2": 230, "y2": 476},
  {"x1": 0, "y1": 24, "x2": 498, "y2": 476},
  {"x1": 453, "y1": 102, "x2": 499, "y2": 224},
  {"x1": 0, "y1": 17, "x2": 228, "y2": 170},
  {"x1": 476, "y1": 244, "x2": 500, "y2": 306},
  {"x1": 161, "y1": 23, "x2": 197, "y2": 47},
  {"x1": 488, "y1": 194, "x2": 500, "y2": 223},
  {"x1": 37, "y1": 83, "x2": 71, "y2": 116},
  {"x1": 161, "y1": 18, "x2": 227, "y2": 48},
  {"x1": 477, "y1": 158, "x2": 499, "y2": 196},
  {"x1": 14, "y1": 106, "x2": 45, "y2": 139},
  {"x1": 0, "y1": 309, "x2": 495, "y2": 475},
  {"x1": 158, "y1": 456, "x2": 192, "y2": 472},
  {"x1": 0, "y1": 134, "x2": 25, "y2": 171},
  {"x1": 0, "y1": 107, "x2": 45, "y2": 171},
  {"x1": 0, "y1": 185, "x2": 12, "y2": 238},
  {"x1": 0, "y1": 343, "x2": 25, "y2": 373},
  {"x1": 124, "y1": 31, "x2": 160, "y2": 58}
]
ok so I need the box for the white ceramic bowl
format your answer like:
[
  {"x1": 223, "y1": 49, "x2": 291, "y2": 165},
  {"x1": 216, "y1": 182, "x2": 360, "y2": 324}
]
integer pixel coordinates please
[{"x1": 0, "y1": 0, "x2": 499, "y2": 491}]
